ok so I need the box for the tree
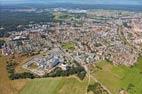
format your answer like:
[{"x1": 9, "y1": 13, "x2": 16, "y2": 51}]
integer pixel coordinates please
[{"x1": 0, "y1": 40, "x2": 5, "y2": 48}]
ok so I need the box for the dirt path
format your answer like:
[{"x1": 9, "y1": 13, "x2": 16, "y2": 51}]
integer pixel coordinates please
[{"x1": 86, "y1": 64, "x2": 112, "y2": 94}]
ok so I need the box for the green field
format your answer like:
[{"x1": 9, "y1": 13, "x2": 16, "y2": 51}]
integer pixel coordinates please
[
  {"x1": 20, "y1": 58, "x2": 142, "y2": 94},
  {"x1": 53, "y1": 12, "x2": 73, "y2": 21},
  {"x1": 93, "y1": 58, "x2": 142, "y2": 94},
  {"x1": 20, "y1": 77, "x2": 88, "y2": 94},
  {"x1": 62, "y1": 42, "x2": 75, "y2": 51}
]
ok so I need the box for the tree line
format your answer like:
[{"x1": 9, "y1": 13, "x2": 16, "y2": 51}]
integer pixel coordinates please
[
  {"x1": 6, "y1": 61, "x2": 37, "y2": 80},
  {"x1": 87, "y1": 82, "x2": 109, "y2": 94},
  {"x1": 45, "y1": 65, "x2": 86, "y2": 80},
  {"x1": 6, "y1": 60, "x2": 86, "y2": 80}
]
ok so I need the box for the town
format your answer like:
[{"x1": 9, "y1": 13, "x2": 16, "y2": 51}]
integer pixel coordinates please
[
  {"x1": 1, "y1": 2, "x2": 142, "y2": 93},
  {"x1": 1, "y1": 9, "x2": 142, "y2": 76}
]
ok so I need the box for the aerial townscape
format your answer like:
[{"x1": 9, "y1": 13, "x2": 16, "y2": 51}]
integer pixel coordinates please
[{"x1": 0, "y1": 1, "x2": 142, "y2": 94}]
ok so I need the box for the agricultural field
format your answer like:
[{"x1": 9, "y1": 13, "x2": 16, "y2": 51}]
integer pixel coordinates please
[
  {"x1": 0, "y1": 54, "x2": 28, "y2": 94},
  {"x1": 1, "y1": 51, "x2": 142, "y2": 94},
  {"x1": 92, "y1": 58, "x2": 142, "y2": 94},
  {"x1": 53, "y1": 12, "x2": 75, "y2": 21},
  {"x1": 20, "y1": 76, "x2": 88, "y2": 94},
  {"x1": 0, "y1": 52, "x2": 89, "y2": 94}
]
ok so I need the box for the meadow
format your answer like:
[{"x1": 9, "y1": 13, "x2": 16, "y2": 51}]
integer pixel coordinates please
[
  {"x1": 1, "y1": 52, "x2": 142, "y2": 94},
  {"x1": 20, "y1": 77, "x2": 88, "y2": 94},
  {"x1": 62, "y1": 42, "x2": 75, "y2": 51},
  {"x1": 0, "y1": 54, "x2": 28, "y2": 94},
  {"x1": 93, "y1": 58, "x2": 142, "y2": 94}
]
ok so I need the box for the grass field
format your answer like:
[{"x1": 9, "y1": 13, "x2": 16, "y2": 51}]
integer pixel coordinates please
[
  {"x1": 62, "y1": 42, "x2": 75, "y2": 51},
  {"x1": 92, "y1": 58, "x2": 142, "y2": 94},
  {"x1": 0, "y1": 54, "x2": 28, "y2": 94},
  {"x1": 53, "y1": 12, "x2": 73, "y2": 21},
  {"x1": 20, "y1": 77, "x2": 88, "y2": 94},
  {"x1": 2, "y1": 50, "x2": 142, "y2": 94}
]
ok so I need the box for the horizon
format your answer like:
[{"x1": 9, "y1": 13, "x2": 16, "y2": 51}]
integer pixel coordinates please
[{"x1": 1, "y1": 0, "x2": 142, "y2": 5}]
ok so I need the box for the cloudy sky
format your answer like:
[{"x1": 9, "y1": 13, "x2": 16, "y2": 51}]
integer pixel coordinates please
[{"x1": 1, "y1": 0, "x2": 142, "y2": 5}]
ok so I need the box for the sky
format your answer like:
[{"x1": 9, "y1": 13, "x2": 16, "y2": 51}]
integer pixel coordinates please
[{"x1": 0, "y1": 0, "x2": 142, "y2": 5}]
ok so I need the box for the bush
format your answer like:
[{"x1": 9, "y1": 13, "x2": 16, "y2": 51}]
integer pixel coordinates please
[
  {"x1": 6, "y1": 61, "x2": 36, "y2": 80},
  {"x1": 87, "y1": 83, "x2": 109, "y2": 94},
  {"x1": 45, "y1": 66, "x2": 86, "y2": 80}
]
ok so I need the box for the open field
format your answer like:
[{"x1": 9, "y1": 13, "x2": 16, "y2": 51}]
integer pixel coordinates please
[
  {"x1": 20, "y1": 76, "x2": 88, "y2": 94},
  {"x1": 1, "y1": 50, "x2": 142, "y2": 94},
  {"x1": 53, "y1": 12, "x2": 73, "y2": 21},
  {"x1": 0, "y1": 54, "x2": 28, "y2": 94},
  {"x1": 92, "y1": 58, "x2": 142, "y2": 94},
  {"x1": 62, "y1": 42, "x2": 75, "y2": 51},
  {"x1": 0, "y1": 51, "x2": 89, "y2": 94}
]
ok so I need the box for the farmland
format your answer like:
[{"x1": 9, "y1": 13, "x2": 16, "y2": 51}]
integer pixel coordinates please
[
  {"x1": 20, "y1": 77, "x2": 88, "y2": 94},
  {"x1": 1, "y1": 53, "x2": 142, "y2": 94},
  {"x1": 0, "y1": 52, "x2": 89, "y2": 94},
  {"x1": 0, "y1": 54, "x2": 28, "y2": 94},
  {"x1": 92, "y1": 58, "x2": 142, "y2": 94}
]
